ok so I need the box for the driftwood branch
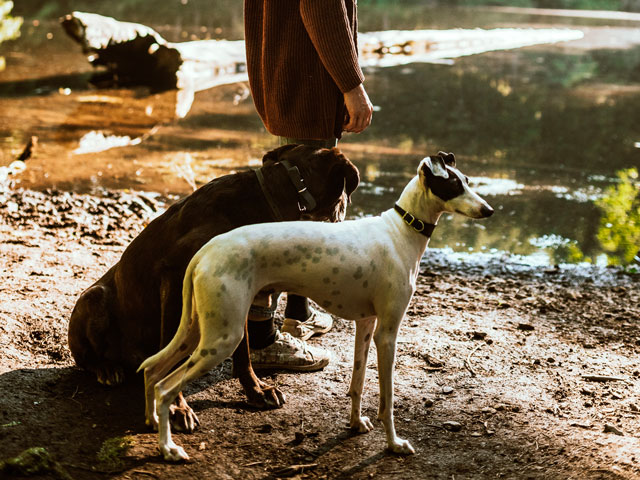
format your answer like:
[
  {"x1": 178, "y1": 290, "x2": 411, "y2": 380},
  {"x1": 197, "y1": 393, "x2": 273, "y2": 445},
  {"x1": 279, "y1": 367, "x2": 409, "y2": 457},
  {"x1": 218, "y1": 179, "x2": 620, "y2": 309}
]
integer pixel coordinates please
[{"x1": 581, "y1": 375, "x2": 627, "y2": 383}]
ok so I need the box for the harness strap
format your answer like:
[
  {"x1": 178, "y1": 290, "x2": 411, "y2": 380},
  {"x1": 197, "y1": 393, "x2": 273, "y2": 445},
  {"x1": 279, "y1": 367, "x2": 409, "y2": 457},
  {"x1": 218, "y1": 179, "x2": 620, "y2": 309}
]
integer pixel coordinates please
[
  {"x1": 394, "y1": 204, "x2": 436, "y2": 238},
  {"x1": 255, "y1": 167, "x2": 284, "y2": 221},
  {"x1": 280, "y1": 160, "x2": 317, "y2": 212},
  {"x1": 255, "y1": 160, "x2": 319, "y2": 221}
]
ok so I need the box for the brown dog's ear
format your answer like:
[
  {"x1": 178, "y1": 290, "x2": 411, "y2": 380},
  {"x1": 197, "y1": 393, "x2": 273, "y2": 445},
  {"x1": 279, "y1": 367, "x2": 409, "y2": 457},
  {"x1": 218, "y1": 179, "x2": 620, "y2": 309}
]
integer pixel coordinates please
[
  {"x1": 437, "y1": 151, "x2": 456, "y2": 167},
  {"x1": 329, "y1": 148, "x2": 360, "y2": 203},
  {"x1": 262, "y1": 144, "x2": 300, "y2": 166}
]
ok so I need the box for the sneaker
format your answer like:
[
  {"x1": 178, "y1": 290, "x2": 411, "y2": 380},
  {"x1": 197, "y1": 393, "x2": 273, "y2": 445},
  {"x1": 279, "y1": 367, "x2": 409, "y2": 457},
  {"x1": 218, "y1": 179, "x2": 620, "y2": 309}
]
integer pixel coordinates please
[
  {"x1": 250, "y1": 331, "x2": 330, "y2": 371},
  {"x1": 281, "y1": 307, "x2": 334, "y2": 341}
]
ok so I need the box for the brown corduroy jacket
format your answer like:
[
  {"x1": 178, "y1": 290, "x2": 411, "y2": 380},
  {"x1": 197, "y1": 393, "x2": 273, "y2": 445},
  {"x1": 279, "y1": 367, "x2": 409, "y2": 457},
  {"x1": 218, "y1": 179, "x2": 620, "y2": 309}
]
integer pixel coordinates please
[{"x1": 244, "y1": 0, "x2": 365, "y2": 140}]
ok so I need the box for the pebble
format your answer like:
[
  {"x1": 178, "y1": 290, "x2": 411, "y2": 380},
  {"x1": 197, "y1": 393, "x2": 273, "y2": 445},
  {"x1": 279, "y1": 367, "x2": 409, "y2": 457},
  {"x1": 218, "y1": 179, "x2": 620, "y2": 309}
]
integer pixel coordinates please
[
  {"x1": 603, "y1": 424, "x2": 624, "y2": 436},
  {"x1": 442, "y1": 386, "x2": 454, "y2": 394},
  {"x1": 517, "y1": 323, "x2": 535, "y2": 331},
  {"x1": 442, "y1": 420, "x2": 462, "y2": 432},
  {"x1": 580, "y1": 387, "x2": 594, "y2": 396},
  {"x1": 471, "y1": 331, "x2": 487, "y2": 340}
]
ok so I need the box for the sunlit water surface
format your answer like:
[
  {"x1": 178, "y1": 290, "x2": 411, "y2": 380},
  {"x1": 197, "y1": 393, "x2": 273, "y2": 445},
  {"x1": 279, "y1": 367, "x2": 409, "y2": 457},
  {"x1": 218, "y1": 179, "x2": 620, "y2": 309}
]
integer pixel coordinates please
[{"x1": 1, "y1": 3, "x2": 639, "y2": 266}]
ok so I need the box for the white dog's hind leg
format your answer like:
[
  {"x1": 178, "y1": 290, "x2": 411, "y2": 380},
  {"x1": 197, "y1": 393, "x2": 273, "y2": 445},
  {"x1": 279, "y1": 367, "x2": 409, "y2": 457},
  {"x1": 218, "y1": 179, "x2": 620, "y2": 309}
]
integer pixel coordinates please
[
  {"x1": 348, "y1": 317, "x2": 376, "y2": 433},
  {"x1": 154, "y1": 332, "x2": 242, "y2": 461},
  {"x1": 374, "y1": 316, "x2": 415, "y2": 455},
  {"x1": 143, "y1": 314, "x2": 200, "y2": 430}
]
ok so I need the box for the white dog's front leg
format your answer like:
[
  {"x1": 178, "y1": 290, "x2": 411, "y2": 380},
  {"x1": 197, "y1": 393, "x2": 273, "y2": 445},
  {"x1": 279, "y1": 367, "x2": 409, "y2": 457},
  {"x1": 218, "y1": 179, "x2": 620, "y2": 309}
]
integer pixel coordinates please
[
  {"x1": 374, "y1": 323, "x2": 415, "y2": 455},
  {"x1": 348, "y1": 317, "x2": 376, "y2": 433}
]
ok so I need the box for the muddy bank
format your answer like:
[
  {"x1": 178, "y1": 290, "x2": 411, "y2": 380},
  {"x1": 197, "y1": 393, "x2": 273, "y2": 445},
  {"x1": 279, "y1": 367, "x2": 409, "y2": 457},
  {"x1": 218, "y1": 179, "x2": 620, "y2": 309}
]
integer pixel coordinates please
[{"x1": 1, "y1": 187, "x2": 639, "y2": 479}]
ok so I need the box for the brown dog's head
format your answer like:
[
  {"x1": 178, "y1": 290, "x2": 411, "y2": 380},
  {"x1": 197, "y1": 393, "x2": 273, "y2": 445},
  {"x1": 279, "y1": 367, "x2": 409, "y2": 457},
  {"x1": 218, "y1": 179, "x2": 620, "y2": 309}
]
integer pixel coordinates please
[{"x1": 261, "y1": 144, "x2": 360, "y2": 222}]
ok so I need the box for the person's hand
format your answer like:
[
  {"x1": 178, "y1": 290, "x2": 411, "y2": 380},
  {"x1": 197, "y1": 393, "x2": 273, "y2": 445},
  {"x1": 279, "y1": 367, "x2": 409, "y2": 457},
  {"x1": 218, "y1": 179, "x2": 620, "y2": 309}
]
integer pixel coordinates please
[{"x1": 343, "y1": 84, "x2": 373, "y2": 134}]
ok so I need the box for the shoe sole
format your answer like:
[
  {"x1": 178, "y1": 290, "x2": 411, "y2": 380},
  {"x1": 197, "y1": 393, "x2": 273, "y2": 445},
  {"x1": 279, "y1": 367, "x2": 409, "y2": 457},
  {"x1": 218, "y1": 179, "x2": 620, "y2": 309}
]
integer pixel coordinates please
[
  {"x1": 282, "y1": 318, "x2": 333, "y2": 342},
  {"x1": 251, "y1": 357, "x2": 330, "y2": 372}
]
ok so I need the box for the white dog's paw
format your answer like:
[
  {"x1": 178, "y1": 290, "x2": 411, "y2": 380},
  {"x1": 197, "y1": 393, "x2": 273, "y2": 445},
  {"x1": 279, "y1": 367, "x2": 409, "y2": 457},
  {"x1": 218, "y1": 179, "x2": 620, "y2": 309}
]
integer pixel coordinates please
[
  {"x1": 350, "y1": 416, "x2": 374, "y2": 433},
  {"x1": 160, "y1": 442, "x2": 190, "y2": 462},
  {"x1": 388, "y1": 437, "x2": 415, "y2": 455}
]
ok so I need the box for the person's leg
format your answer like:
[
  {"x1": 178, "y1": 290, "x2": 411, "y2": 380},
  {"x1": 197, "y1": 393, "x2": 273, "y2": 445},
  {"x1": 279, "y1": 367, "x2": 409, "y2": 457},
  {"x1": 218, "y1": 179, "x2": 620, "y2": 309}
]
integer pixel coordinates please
[
  {"x1": 278, "y1": 137, "x2": 337, "y2": 340},
  {"x1": 246, "y1": 137, "x2": 337, "y2": 369}
]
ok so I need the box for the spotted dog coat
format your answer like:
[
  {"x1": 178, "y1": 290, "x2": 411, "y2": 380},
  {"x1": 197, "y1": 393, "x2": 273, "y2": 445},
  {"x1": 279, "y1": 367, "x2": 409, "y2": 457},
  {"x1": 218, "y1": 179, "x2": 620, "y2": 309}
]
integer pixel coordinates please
[{"x1": 139, "y1": 152, "x2": 494, "y2": 461}]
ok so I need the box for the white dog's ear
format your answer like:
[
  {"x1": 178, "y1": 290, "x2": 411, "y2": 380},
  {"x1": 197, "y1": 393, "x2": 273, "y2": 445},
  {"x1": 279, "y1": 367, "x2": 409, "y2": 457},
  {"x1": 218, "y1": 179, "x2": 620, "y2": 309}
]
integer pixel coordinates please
[
  {"x1": 419, "y1": 156, "x2": 449, "y2": 179},
  {"x1": 437, "y1": 151, "x2": 456, "y2": 168}
]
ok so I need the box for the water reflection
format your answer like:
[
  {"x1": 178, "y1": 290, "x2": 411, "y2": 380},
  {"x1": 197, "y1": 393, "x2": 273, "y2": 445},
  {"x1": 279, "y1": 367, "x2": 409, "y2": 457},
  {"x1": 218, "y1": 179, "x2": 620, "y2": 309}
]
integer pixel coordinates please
[
  {"x1": 1, "y1": 3, "x2": 639, "y2": 266},
  {"x1": 594, "y1": 168, "x2": 640, "y2": 265}
]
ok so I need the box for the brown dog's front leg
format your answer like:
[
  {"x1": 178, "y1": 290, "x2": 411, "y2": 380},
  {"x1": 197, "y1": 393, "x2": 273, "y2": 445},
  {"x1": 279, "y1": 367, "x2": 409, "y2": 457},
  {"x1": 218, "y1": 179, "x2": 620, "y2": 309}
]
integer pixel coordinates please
[
  {"x1": 232, "y1": 322, "x2": 285, "y2": 409},
  {"x1": 169, "y1": 392, "x2": 200, "y2": 433}
]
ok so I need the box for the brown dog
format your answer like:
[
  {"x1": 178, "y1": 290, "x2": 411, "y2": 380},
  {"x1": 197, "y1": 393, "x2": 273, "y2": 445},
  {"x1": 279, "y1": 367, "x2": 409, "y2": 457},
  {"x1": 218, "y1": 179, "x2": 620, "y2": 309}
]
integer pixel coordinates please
[{"x1": 68, "y1": 144, "x2": 359, "y2": 429}]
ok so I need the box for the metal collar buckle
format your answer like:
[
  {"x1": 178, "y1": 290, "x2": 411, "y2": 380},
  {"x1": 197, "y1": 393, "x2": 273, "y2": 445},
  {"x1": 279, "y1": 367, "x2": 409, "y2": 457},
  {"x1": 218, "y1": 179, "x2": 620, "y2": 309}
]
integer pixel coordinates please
[
  {"x1": 401, "y1": 211, "x2": 425, "y2": 232},
  {"x1": 394, "y1": 204, "x2": 436, "y2": 238}
]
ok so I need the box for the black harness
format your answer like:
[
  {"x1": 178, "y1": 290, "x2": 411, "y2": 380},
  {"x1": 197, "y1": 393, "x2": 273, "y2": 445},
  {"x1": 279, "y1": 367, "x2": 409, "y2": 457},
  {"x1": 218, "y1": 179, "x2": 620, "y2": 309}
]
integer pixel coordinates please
[{"x1": 255, "y1": 160, "x2": 317, "y2": 221}]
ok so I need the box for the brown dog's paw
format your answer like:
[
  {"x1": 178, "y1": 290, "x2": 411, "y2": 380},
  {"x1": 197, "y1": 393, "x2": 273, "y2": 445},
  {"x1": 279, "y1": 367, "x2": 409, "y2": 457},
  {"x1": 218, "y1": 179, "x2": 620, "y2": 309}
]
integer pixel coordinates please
[
  {"x1": 95, "y1": 364, "x2": 125, "y2": 386},
  {"x1": 169, "y1": 402, "x2": 200, "y2": 433},
  {"x1": 246, "y1": 382, "x2": 286, "y2": 409}
]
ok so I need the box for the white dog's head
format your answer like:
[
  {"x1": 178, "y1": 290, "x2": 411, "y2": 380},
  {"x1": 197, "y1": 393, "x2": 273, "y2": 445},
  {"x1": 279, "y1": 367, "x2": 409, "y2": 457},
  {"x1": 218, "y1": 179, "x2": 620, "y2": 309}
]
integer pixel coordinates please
[{"x1": 418, "y1": 152, "x2": 494, "y2": 219}]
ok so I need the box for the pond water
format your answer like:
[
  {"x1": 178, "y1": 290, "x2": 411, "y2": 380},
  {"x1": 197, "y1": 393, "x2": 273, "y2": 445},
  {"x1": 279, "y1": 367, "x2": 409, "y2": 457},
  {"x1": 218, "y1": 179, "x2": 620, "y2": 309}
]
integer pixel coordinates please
[{"x1": 1, "y1": 2, "x2": 639, "y2": 266}]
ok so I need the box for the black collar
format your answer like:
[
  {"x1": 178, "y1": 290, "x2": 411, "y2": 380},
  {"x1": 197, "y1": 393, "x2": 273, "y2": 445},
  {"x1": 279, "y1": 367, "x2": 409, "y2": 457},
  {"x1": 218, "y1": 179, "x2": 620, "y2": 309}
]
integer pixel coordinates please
[
  {"x1": 255, "y1": 161, "x2": 317, "y2": 221},
  {"x1": 394, "y1": 204, "x2": 436, "y2": 238}
]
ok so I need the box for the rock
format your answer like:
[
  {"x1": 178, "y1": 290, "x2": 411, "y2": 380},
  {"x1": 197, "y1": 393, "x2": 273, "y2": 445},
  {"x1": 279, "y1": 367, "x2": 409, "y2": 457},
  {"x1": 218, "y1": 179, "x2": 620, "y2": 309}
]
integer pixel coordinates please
[
  {"x1": 442, "y1": 420, "x2": 462, "y2": 432},
  {"x1": 471, "y1": 331, "x2": 487, "y2": 340},
  {"x1": 257, "y1": 423, "x2": 273, "y2": 433},
  {"x1": 603, "y1": 424, "x2": 624, "y2": 436},
  {"x1": 442, "y1": 386, "x2": 454, "y2": 394},
  {"x1": 423, "y1": 353, "x2": 445, "y2": 368},
  {"x1": 424, "y1": 398, "x2": 434, "y2": 408},
  {"x1": 517, "y1": 323, "x2": 535, "y2": 331}
]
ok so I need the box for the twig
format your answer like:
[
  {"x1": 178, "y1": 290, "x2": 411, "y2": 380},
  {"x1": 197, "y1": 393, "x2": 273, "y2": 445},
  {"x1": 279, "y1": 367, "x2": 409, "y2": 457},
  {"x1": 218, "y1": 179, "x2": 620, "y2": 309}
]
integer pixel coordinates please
[
  {"x1": 271, "y1": 464, "x2": 318, "y2": 477},
  {"x1": 581, "y1": 375, "x2": 627, "y2": 383},
  {"x1": 464, "y1": 343, "x2": 484, "y2": 377},
  {"x1": 132, "y1": 470, "x2": 159, "y2": 479}
]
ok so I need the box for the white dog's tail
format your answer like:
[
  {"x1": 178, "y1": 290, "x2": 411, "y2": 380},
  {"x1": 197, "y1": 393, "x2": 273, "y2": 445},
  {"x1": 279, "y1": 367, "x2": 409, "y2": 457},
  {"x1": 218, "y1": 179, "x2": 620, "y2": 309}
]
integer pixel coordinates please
[{"x1": 137, "y1": 260, "x2": 197, "y2": 373}]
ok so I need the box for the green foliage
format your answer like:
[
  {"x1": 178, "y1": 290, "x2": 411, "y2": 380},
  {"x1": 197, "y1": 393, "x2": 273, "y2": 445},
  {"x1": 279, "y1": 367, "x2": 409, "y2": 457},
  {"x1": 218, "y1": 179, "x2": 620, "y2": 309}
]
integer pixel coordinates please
[
  {"x1": 97, "y1": 436, "x2": 134, "y2": 470},
  {"x1": 595, "y1": 168, "x2": 640, "y2": 265},
  {"x1": 0, "y1": 447, "x2": 72, "y2": 480},
  {"x1": 0, "y1": 1, "x2": 22, "y2": 71},
  {"x1": 0, "y1": 1, "x2": 21, "y2": 43}
]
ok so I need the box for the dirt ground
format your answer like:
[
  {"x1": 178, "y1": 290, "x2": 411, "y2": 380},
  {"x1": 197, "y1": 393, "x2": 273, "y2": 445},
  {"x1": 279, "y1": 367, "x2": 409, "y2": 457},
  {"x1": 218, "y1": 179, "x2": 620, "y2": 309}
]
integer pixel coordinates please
[{"x1": 1, "y1": 186, "x2": 639, "y2": 480}]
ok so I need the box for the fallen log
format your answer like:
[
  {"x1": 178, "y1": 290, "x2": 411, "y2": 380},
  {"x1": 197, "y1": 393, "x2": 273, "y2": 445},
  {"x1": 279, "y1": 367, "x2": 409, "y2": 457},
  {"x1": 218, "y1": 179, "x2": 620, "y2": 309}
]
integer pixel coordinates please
[
  {"x1": 61, "y1": 11, "x2": 584, "y2": 118},
  {"x1": 61, "y1": 11, "x2": 247, "y2": 117}
]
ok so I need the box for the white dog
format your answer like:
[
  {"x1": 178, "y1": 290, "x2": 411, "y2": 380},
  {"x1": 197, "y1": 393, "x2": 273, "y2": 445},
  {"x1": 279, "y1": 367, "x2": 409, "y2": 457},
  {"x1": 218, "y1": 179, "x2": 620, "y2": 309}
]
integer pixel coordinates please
[{"x1": 139, "y1": 152, "x2": 494, "y2": 461}]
